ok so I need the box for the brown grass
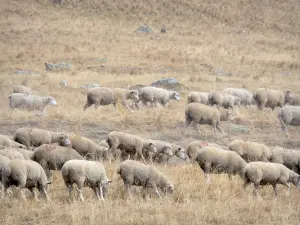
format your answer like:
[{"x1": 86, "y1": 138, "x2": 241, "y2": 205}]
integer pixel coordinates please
[{"x1": 1, "y1": 0, "x2": 300, "y2": 224}]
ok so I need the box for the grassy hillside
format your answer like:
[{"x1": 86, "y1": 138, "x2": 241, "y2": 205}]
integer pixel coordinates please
[{"x1": 1, "y1": 0, "x2": 300, "y2": 225}]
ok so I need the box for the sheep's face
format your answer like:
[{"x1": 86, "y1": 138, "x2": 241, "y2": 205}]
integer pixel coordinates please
[
  {"x1": 166, "y1": 184, "x2": 174, "y2": 193},
  {"x1": 226, "y1": 110, "x2": 234, "y2": 121},
  {"x1": 101, "y1": 180, "x2": 112, "y2": 198},
  {"x1": 48, "y1": 97, "x2": 57, "y2": 105},
  {"x1": 176, "y1": 147, "x2": 188, "y2": 160},
  {"x1": 129, "y1": 91, "x2": 139, "y2": 102},
  {"x1": 162, "y1": 145, "x2": 173, "y2": 157},
  {"x1": 58, "y1": 134, "x2": 71, "y2": 147},
  {"x1": 284, "y1": 90, "x2": 293, "y2": 104},
  {"x1": 172, "y1": 92, "x2": 180, "y2": 101},
  {"x1": 147, "y1": 142, "x2": 157, "y2": 154}
]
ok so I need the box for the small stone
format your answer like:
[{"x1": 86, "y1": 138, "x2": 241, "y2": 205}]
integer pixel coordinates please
[{"x1": 80, "y1": 84, "x2": 101, "y2": 89}]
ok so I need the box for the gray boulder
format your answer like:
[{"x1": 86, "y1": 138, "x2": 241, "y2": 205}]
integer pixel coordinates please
[
  {"x1": 80, "y1": 84, "x2": 101, "y2": 89},
  {"x1": 45, "y1": 62, "x2": 71, "y2": 71}
]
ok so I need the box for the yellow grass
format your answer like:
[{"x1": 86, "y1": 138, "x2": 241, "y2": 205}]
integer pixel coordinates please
[{"x1": 1, "y1": 0, "x2": 300, "y2": 224}]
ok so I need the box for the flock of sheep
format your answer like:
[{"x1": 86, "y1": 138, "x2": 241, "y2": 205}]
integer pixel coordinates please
[{"x1": 2, "y1": 83, "x2": 300, "y2": 201}]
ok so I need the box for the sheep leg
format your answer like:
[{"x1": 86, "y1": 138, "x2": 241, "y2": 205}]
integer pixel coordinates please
[
  {"x1": 253, "y1": 183, "x2": 260, "y2": 197},
  {"x1": 93, "y1": 187, "x2": 101, "y2": 200},
  {"x1": 20, "y1": 188, "x2": 27, "y2": 201},
  {"x1": 216, "y1": 123, "x2": 227, "y2": 135},
  {"x1": 68, "y1": 184, "x2": 73, "y2": 198},
  {"x1": 77, "y1": 188, "x2": 84, "y2": 202},
  {"x1": 204, "y1": 173, "x2": 211, "y2": 184},
  {"x1": 142, "y1": 186, "x2": 149, "y2": 199},
  {"x1": 121, "y1": 101, "x2": 134, "y2": 112},
  {"x1": 272, "y1": 184, "x2": 278, "y2": 198},
  {"x1": 125, "y1": 184, "x2": 132, "y2": 199},
  {"x1": 29, "y1": 187, "x2": 39, "y2": 201},
  {"x1": 99, "y1": 186, "x2": 104, "y2": 201},
  {"x1": 154, "y1": 187, "x2": 162, "y2": 199}
]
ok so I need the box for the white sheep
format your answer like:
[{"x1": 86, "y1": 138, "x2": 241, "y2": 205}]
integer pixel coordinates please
[
  {"x1": 8, "y1": 93, "x2": 57, "y2": 114},
  {"x1": 83, "y1": 87, "x2": 139, "y2": 112},
  {"x1": 285, "y1": 91, "x2": 300, "y2": 106},
  {"x1": 0, "y1": 149, "x2": 26, "y2": 160},
  {"x1": 187, "y1": 92, "x2": 209, "y2": 105},
  {"x1": 222, "y1": 88, "x2": 253, "y2": 107},
  {"x1": 208, "y1": 91, "x2": 237, "y2": 110},
  {"x1": 61, "y1": 160, "x2": 111, "y2": 201},
  {"x1": 13, "y1": 127, "x2": 66, "y2": 149},
  {"x1": 153, "y1": 143, "x2": 188, "y2": 164},
  {"x1": 228, "y1": 140, "x2": 272, "y2": 162},
  {"x1": 278, "y1": 105, "x2": 300, "y2": 138},
  {"x1": 253, "y1": 88, "x2": 289, "y2": 110},
  {"x1": 137, "y1": 86, "x2": 180, "y2": 108},
  {"x1": 195, "y1": 146, "x2": 247, "y2": 183},
  {"x1": 185, "y1": 103, "x2": 231, "y2": 136},
  {"x1": 117, "y1": 159, "x2": 174, "y2": 199},
  {"x1": 243, "y1": 162, "x2": 300, "y2": 197},
  {"x1": 0, "y1": 134, "x2": 27, "y2": 149},
  {"x1": 2, "y1": 159, "x2": 50, "y2": 201},
  {"x1": 186, "y1": 141, "x2": 225, "y2": 162},
  {"x1": 107, "y1": 131, "x2": 157, "y2": 164},
  {"x1": 13, "y1": 85, "x2": 32, "y2": 95},
  {"x1": 0, "y1": 155, "x2": 10, "y2": 198}
]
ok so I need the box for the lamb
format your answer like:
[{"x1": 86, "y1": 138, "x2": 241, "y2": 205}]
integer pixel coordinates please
[
  {"x1": 208, "y1": 91, "x2": 236, "y2": 110},
  {"x1": 107, "y1": 131, "x2": 157, "y2": 164},
  {"x1": 278, "y1": 105, "x2": 300, "y2": 138},
  {"x1": 228, "y1": 140, "x2": 272, "y2": 162},
  {"x1": 0, "y1": 134, "x2": 27, "y2": 149},
  {"x1": 13, "y1": 85, "x2": 32, "y2": 95},
  {"x1": 137, "y1": 86, "x2": 180, "y2": 108},
  {"x1": 253, "y1": 87, "x2": 290, "y2": 110},
  {"x1": 8, "y1": 93, "x2": 57, "y2": 114},
  {"x1": 185, "y1": 103, "x2": 230, "y2": 136},
  {"x1": 187, "y1": 92, "x2": 209, "y2": 105},
  {"x1": 83, "y1": 87, "x2": 139, "y2": 112},
  {"x1": 243, "y1": 162, "x2": 300, "y2": 197},
  {"x1": 13, "y1": 127, "x2": 66, "y2": 149},
  {"x1": 2, "y1": 159, "x2": 50, "y2": 201},
  {"x1": 33, "y1": 144, "x2": 84, "y2": 181},
  {"x1": 222, "y1": 88, "x2": 253, "y2": 107},
  {"x1": 269, "y1": 146, "x2": 300, "y2": 174},
  {"x1": 195, "y1": 146, "x2": 247, "y2": 183},
  {"x1": 61, "y1": 160, "x2": 111, "y2": 201},
  {"x1": 69, "y1": 135, "x2": 109, "y2": 161},
  {"x1": 285, "y1": 91, "x2": 300, "y2": 106},
  {"x1": 117, "y1": 159, "x2": 174, "y2": 199}
]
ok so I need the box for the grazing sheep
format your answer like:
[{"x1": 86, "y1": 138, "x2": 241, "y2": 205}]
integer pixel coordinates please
[
  {"x1": 0, "y1": 134, "x2": 27, "y2": 149},
  {"x1": 107, "y1": 131, "x2": 157, "y2": 164},
  {"x1": 2, "y1": 159, "x2": 50, "y2": 201},
  {"x1": 253, "y1": 88, "x2": 290, "y2": 110},
  {"x1": 208, "y1": 91, "x2": 236, "y2": 110},
  {"x1": 228, "y1": 140, "x2": 272, "y2": 162},
  {"x1": 69, "y1": 135, "x2": 109, "y2": 161},
  {"x1": 145, "y1": 140, "x2": 174, "y2": 163},
  {"x1": 270, "y1": 146, "x2": 300, "y2": 174},
  {"x1": 0, "y1": 155, "x2": 10, "y2": 197},
  {"x1": 0, "y1": 149, "x2": 26, "y2": 160},
  {"x1": 222, "y1": 88, "x2": 253, "y2": 107},
  {"x1": 8, "y1": 93, "x2": 57, "y2": 114},
  {"x1": 243, "y1": 162, "x2": 300, "y2": 197},
  {"x1": 195, "y1": 146, "x2": 247, "y2": 183},
  {"x1": 61, "y1": 160, "x2": 111, "y2": 201},
  {"x1": 278, "y1": 105, "x2": 300, "y2": 138},
  {"x1": 83, "y1": 87, "x2": 139, "y2": 112},
  {"x1": 117, "y1": 160, "x2": 174, "y2": 199},
  {"x1": 13, "y1": 127, "x2": 66, "y2": 149},
  {"x1": 185, "y1": 103, "x2": 230, "y2": 136},
  {"x1": 187, "y1": 92, "x2": 209, "y2": 105},
  {"x1": 33, "y1": 144, "x2": 84, "y2": 181},
  {"x1": 3, "y1": 148, "x2": 34, "y2": 160},
  {"x1": 285, "y1": 91, "x2": 300, "y2": 106},
  {"x1": 137, "y1": 86, "x2": 180, "y2": 108},
  {"x1": 13, "y1": 85, "x2": 32, "y2": 95},
  {"x1": 153, "y1": 144, "x2": 188, "y2": 164}
]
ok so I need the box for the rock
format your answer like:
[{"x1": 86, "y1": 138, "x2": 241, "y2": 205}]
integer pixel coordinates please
[
  {"x1": 151, "y1": 78, "x2": 187, "y2": 93},
  {"x1": 15, "y1": 70, "x2": 40, "y2": 76},
  {"x1": 59, "y1": 80, "x2": 68, "y2": 88},
  {"x1": 45, "y1": 62, "x2": 71, "y2": 71},
  {"x1": 282, "y1": 71, "x2": 292, "y2": 76},
  {"x1": 136, "y1": 25, "x2": 153, "y2": 33},
  {"x1": 160, "y1": 27, "x2": 167, "y2": 33},
  {"x1": 214, "y1": 68, "x2": 232, "y2": 76},
  {"x1": 51, "y1": 0, "x2": 64, "y2": 4},
  {"x1": 80, "y1": 84, "x2": 100, "y2": 89},
  {"x1": 151, "y1": 78, "x2": 178, "y2": 86},
  {"x1": 227, "y1": 124, "x2": 250, "y2": 133}
]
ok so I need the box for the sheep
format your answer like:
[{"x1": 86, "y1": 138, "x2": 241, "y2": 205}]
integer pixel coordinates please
[
  {"x1": 185, "y1": 103, "x2": 230, "y2": 136},
  {"x1": 228, "y1": 140, "x2": 272, "y2": 162},
  {"x1": 13, "y1": 85, "x2": 32, "y2": 95},
  {"x1": 0, "y1": 155, "x2": 10, "y2": 197},
  {"x1": 144, "y1": 140, "x2": 174, "y2": 164},
  {"x1": 269, "y1": 146, "x2": 300, "y2": 174},
  {"x1": 187, "y1": 92, "x2": 209, "y2": 105},
  {"x1": 0, "y1": 149, "x2": 26, "y2": 160},
  {"x1": 243, "y1": 162, "x2": 300, "y2": 197},
  {"x1": 0, "y1": 134, "x2": 27, "y2": 149},
  {"x1": 33, "y1": 144, "x2": 84, "y2": 182},
  {"x1": 278, "y1": 105, "x2": 300, "y2": 138},
  {"x1": 2, "y1": 159, "x2": 50, "y2": 201},
  {"x1": 208, "y1": 91, "x2": 236, "y2": 110},
  {"x1": 253, "y1": 88, "x2": 290, "y2": 110},
  {"x1": 13, "y1": 127, "x2": 66, "y2": 149},
  {"x1": 117, "y1": 159, "x2": 174, "y2": 199},
  {"x1": 222, "y1": 88, "x2": 253, "y2": 107},
  {"x1": 107, "y1": 131, "x2": 157, "y2": 164},
  {"x1": 69, "y1": 135, "x2": 109, "y2": 161},
  {"x1": 8, "y1": 93, "x2": 57, "y2": 114},
  {"x1": 137, "y1": 86, "x2": 180, "y2": 108},
  {"x1": 153, "y1": 143, "x2": 188, "y2": 164},
  {"x1": 2, "y1": 148, "x2": 34, "y2": 160},
  {"x1": 61, "y1": 160, "x2": 111, "y2": 201},
  {"x1": 195, "y1": 146, "x2": 247, "y2": 183},
  {"x1": 285, "y1": 91, "x2": 300, "y2": 106},
  {"x1": 83, "y1": 87, "x2": 139, "y2": 112}
]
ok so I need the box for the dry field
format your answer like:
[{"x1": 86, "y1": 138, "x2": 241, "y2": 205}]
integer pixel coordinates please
[{"x1": 1, "y1": 0, "x2": 300, "y2": 224}]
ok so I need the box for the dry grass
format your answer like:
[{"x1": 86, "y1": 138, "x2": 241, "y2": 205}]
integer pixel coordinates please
[{"x1": 1, "y1": 0, "x2": 300, "y2": 224}]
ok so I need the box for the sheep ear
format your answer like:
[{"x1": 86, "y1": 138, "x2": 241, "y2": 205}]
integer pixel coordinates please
[
  {"x1": 149, "y1": 143, "x2": 154, "y2": 146},
  {"x1": 107, "y1": 180, "x2": 112, "y2": 184}
]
